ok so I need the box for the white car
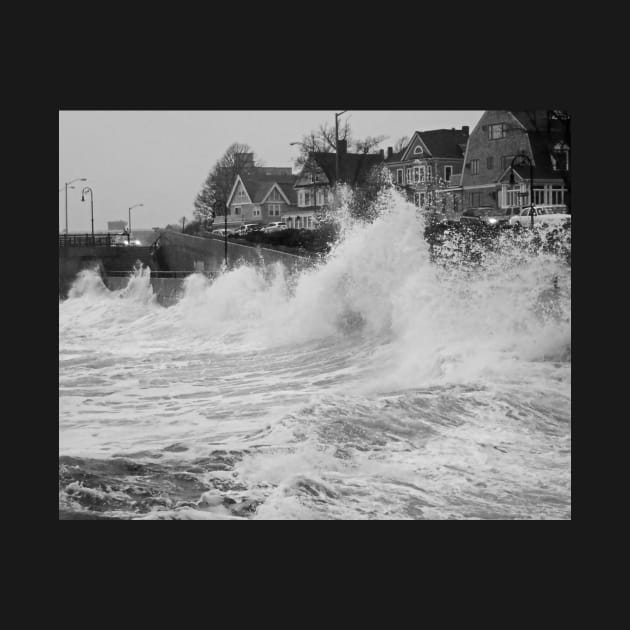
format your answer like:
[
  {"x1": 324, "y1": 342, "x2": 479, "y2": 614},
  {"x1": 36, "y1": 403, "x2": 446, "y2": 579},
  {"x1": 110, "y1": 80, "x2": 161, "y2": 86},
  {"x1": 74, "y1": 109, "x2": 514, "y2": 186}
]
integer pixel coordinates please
[
  {"x1": 262, "y1": 222, "x2": 288, "y2": 233},
  {"x1": 212, "y1": 228, "x2": 235, "y2": 237},
  {"x1": 509, "y1": 206, "x2": 571, "y2": 228}
]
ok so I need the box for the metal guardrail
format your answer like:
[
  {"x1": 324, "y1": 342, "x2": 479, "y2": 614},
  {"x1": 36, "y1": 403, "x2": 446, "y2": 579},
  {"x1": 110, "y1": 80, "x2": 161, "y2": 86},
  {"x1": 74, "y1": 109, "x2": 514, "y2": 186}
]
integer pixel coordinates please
[{"x1": 59, "y1": 233, "x2": 114, "y2": 248}]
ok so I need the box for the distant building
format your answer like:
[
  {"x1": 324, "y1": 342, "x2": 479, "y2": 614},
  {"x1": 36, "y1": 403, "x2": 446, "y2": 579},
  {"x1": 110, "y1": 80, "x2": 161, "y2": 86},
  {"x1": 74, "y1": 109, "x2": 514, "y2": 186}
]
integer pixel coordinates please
[
  {"x1": 107, "y1": 220, "x2": 127, "y2": 232},
  {"x1": 383, "y1": 127, "x2": 469, "y2": 212},
  {"x1": 460, "y1": 111, "x2": 570, "y2": 212}
]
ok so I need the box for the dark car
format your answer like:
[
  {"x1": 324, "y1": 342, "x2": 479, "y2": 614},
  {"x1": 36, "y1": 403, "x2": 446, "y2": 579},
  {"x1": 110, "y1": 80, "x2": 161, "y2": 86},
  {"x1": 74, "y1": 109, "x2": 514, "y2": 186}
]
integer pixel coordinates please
[
  {"x1": 460, "y1": 207, "x2": 510, "y2": 228},
  {"x1": 235, "y1": 223, "x2": 262, "y2": 237}
]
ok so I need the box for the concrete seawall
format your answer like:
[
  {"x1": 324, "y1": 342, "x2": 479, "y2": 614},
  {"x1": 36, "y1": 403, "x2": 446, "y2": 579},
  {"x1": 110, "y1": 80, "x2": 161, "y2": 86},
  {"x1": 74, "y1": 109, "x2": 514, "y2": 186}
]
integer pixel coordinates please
[
  {"x1": 59, "y1": 246, "x2": 155, "y2": 298},
  {"x1": 157, "y1": 230, "x2": 315, "y2": 274},
  {"x1": 104, "y1": 276, "x2": 188, "y2": 306}
]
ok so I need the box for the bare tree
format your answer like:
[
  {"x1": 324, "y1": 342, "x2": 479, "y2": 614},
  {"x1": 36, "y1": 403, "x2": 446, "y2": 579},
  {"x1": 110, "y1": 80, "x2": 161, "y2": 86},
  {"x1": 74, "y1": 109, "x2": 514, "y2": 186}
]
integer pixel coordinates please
[
  {"x1": 194, "y1": 142, "x2": 258, "y2": 227},
  {"x1": 354, "y1": 135, "x2": 388, "y2": 154},
  {"x1": 393, "y1": 136, "x2": 409, "y2": 153}
]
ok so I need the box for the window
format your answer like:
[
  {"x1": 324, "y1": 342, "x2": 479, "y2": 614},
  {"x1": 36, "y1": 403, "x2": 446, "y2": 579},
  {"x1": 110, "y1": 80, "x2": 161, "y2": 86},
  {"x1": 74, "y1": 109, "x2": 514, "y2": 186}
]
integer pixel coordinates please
[
  {"x1": 488, "y1": 123, "x2": 507, "y2": 140},
  {"x1": 419, "y1": 166, "x2": 425, "y2": 182},
  {"x1": 307, "y1": 217, "x2": 312, "y2": 228},
  {"x1": 299, "y1": 190, "x2": 311, "y2": 207},
  {"x1": 414, "y1": 145, "x2": 423, "y2": 155},
  {"x1": 444, "y1": 165, "x2": 452, "y2": 182},
  {"x1": 552, "y1": 142, "x2": 570, "y2": 171},
  {"x1": 269, "y1": 204, "x2": 281, "y2": 216},
  {"x1": 419, "y1": 193, "x2": 426, "y2": 207},
  {"x1": 487, "y1": 156, "x2": 494, "y2": 170},
  {"x1": 397, "y1": 169, "x2": 403, "y2": 184},
  {"x1": 471, "y1": 159, "x2": 479, "y2": 175},
  {"x1": 253, "y1": 206, "x2": 261, "y2": 217},
  {"x1": 427, "y1": 166, "x2": 432, "y2": 181},
  {"x1": 234, "y1": 207, "x2": 241, "y2": 215},
  {"x1": 413, "y1": 167, "x2": 420, "y2": 183},
  {"x1": 414, "y1": 193, "x2": 420, "y2": 206},
  {"x1": 406, "y1": 168, "x2": 412, "y2": 183}
]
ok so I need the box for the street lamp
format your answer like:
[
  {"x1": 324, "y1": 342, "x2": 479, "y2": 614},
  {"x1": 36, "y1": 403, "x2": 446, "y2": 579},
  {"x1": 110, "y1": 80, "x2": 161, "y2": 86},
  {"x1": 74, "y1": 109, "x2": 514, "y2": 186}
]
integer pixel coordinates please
[
  {"x1": 509, "y1": 154, "x2": 535, "y2": 228},
  {"x1": 63, "y1": 178, "x2": 87, "y2": 234},
  {"x1": 81, "y1": 187, "x2": 95, "y2": 245},
  {"x1": 128, "y1": 203, "x2": 144, "y2": 244}
]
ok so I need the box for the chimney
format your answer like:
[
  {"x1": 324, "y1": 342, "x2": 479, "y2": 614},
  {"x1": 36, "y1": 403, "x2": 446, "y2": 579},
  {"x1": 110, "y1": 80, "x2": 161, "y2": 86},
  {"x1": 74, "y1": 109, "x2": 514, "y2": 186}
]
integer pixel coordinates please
[
  {"x1": 462, "y1": 126, "x2": 469, "y2": 135},
  {"x1": 379, "y1": 149, "x2": 384, "y2": 159},
  {"x1": 387, "y1": 147, "x2": 393, "y2": 158},
  {"x1": 337, "y1": 139, "x2": 347, "y2": 155}
]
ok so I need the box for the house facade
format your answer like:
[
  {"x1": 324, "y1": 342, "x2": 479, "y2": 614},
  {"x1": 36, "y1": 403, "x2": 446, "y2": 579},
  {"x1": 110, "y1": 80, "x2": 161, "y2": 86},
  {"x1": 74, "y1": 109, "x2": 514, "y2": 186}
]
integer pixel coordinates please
[
  {"x1": 226, "y1": 168, "x2": 297, "y2": 229},
  {"x1": 293, "y1": 139, "x2": 384, "y2": 225},
  {"x1": 460, "y1": 110, "x2": 570, "y2": 212},
  {"x1": 383, "y1": 127, "x2": 469, "y2": 213}
]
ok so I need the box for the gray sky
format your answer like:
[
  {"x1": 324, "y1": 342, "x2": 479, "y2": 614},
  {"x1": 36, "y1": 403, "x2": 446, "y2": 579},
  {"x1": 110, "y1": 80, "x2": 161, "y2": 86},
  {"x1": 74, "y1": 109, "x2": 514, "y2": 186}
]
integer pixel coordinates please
[{"x1": 59, "y1": 110, "x2": 483, "y2": 232}]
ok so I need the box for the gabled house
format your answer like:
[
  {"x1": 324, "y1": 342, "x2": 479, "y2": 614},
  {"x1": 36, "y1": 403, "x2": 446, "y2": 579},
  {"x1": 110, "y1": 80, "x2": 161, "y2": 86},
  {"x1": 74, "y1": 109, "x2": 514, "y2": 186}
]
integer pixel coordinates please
[
  {"x1": 293, "y1": 139, "x2": 384, "y2": 224},
  {"x1": 383, "y1": 127, "x2": 469, "y2": 212},
  {"x1": 460, "y1": 110, "x2": 570, "y2": 212},
  {"x1": 226, "y1": 167, "x2": 297, "y2": 228}
]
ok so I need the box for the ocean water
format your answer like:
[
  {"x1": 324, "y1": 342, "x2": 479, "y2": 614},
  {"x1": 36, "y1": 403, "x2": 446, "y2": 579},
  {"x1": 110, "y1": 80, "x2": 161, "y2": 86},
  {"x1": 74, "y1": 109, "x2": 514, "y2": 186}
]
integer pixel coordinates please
[{"x1": 59, "y1": 190, "x2": 571, "y2": 520}]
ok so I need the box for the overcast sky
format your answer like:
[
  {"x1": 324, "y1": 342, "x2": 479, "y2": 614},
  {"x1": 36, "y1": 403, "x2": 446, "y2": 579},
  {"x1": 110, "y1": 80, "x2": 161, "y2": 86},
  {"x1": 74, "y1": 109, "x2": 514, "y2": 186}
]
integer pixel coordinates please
[{"x1": 59, "y1": 110, "x2": 483, "y2": 232}]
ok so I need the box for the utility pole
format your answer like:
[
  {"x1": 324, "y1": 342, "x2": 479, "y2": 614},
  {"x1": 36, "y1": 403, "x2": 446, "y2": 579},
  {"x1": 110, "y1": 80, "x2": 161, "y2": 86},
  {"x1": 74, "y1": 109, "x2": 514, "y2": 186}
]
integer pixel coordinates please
[{"x1": 334, "y1": 110, "x2": 348, "y2": 211}]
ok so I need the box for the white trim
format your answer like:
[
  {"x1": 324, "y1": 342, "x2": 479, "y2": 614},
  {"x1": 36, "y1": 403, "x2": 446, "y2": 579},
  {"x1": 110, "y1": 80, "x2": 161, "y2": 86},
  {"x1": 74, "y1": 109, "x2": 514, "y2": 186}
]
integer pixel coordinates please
[
  {"x1": 401, "y1": 132, "x2": 432, "y2": 161},
  {"x1": 460, "y1": 183, "x2": 500, "y2": 190},
  {"x1": 260, "y1": 182, "x2": 291, "y2": 205},
  {"x1": 226, "y1": 174, "x2": 252, "y2": 207}
]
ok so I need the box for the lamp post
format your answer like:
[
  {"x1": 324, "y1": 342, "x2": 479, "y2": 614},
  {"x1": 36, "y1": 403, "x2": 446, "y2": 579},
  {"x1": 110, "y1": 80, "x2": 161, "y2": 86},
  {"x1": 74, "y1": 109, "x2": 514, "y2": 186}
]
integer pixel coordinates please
[
  {"x1": 509, "y1": 155, "x2": 535, "y2": 228},
  {"x1": 81, "y1": 186, "x2": 95, "y2": 245},
  {"x1": 63, "y1": 178, "x2": 87, "y2": 235},
  {"x1": 128, "y1": 203, "x2": 144, "y2": 244}
]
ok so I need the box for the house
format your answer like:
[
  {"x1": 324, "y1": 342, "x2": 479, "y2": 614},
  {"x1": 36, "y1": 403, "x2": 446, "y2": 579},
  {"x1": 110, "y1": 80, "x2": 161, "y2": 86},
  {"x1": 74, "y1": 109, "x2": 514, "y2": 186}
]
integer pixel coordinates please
[
  {"x1": 293, "y1": 139, "x2": 384, "y2": 225},
  {"x1": 226, "y1": 167, "x2": 297, "y2": 229},
  {"x1": 460, "y1": 111, "x2": 570, "y2": 212},
  {"x1": 383, "y1": 127, "x2": 469, "y2": 213}
]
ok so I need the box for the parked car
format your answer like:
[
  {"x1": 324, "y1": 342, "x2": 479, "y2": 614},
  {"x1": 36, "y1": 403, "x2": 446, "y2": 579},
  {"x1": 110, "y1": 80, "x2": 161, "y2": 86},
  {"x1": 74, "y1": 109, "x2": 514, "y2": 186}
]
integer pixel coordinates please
[
  {"x1": 509, "y1": 206, "x2": 571, "y2": 228},
  {"x1": 262, "y1": 222, "x2": 288, "y2": 233},
  {"x1": 212, "y1": 228, "x2": 236, "y2": 237},
  {"x1": 235, "y1": 223, "x2": 262, "y2": 236},
  {"x1": 460, "y1": 207, "x2": 510, "y2": 228}
]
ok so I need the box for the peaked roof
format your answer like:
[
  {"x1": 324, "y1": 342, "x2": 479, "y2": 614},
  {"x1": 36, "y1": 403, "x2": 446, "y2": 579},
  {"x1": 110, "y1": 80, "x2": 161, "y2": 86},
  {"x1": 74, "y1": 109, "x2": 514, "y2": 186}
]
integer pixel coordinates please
[
  {"x1": 236, "y1": 169, "x2": 297, "y2": 204},
  {"x1": 414, "y1": 129, "x2": 468, "y2": 159},
  {"x1": 301, "y1": 151, "x2": 383, "y2": 186}
]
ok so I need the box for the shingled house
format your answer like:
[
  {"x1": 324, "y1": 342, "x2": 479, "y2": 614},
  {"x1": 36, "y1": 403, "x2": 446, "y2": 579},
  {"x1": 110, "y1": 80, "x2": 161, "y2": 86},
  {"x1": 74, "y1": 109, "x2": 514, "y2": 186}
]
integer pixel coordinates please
[
  {"x1": 383, "y1": 127, "x2": 469, "y2": 212},
  {"x1": 226, "y1": 167, "x2": 297, "y2": 229},
  {"x1": 460, "y1": 111, "x2": 570, "y2": 212},
  {"x1": 293, "y1": 140, "x2": 384, "y2": 225}
]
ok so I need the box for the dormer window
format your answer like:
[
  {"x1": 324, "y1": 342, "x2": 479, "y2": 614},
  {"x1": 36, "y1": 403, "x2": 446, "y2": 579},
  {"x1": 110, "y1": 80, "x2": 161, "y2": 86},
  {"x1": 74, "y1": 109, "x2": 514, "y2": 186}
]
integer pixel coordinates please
[{"x1": 414, "y1": 145, "x2": 423, "y2": 155}]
